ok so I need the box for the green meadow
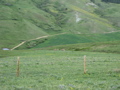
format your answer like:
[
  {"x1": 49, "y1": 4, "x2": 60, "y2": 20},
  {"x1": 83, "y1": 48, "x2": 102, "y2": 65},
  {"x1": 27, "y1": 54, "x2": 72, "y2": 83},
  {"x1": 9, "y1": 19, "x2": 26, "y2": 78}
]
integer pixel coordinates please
[
  {"x1": 0, "y1": 50, "x2": 120, "y2": 90},
  {"x1": 39, "y1": 40, "x2": 120, "y2": 54},
  {"x1": 0, "y1": 0, "x2": 120, "y2": 90}
]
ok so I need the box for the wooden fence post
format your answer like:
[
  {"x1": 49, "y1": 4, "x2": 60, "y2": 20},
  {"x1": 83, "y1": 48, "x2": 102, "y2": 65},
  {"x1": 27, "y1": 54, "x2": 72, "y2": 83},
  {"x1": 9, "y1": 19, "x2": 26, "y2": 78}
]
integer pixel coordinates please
[
  {"x1": 84, "y1": 55, "x2": 87, "y2": 74},
  {"x1": 16, "y1": 57, "x2": 20, "y2": 77}
]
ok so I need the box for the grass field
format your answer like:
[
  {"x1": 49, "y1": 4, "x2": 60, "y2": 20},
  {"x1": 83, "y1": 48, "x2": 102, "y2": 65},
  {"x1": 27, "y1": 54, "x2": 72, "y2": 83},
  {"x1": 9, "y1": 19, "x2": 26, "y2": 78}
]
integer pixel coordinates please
[
  {"x1": 40, "y1": 40, "x2": 120, "y2": 54},
  {"x1": 0, "y1": 50, "x2": 120, "y2": 90}
]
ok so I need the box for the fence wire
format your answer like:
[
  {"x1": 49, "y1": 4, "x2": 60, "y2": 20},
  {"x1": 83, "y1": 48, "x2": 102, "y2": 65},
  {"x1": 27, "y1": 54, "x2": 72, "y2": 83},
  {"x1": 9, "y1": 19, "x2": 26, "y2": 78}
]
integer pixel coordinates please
[{"x1": 0, "y1": 53, "x2": 120, "y2": 90}]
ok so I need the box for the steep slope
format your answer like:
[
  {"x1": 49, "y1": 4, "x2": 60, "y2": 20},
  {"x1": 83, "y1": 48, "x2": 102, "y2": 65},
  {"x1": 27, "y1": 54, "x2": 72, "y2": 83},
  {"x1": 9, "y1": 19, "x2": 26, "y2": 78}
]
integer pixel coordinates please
[
  {"x1": 0, "y1": 0, "x2": 58, "y2": 48},
  {"x1": 57, "y1": 0, "x2": 117, "y2": 34},
  {"x1": 91, "y1": 0, "x2": 120, "y2": 29},
  {"x1": 0, "y1": 0, "x2": 119, "y2": 49}
]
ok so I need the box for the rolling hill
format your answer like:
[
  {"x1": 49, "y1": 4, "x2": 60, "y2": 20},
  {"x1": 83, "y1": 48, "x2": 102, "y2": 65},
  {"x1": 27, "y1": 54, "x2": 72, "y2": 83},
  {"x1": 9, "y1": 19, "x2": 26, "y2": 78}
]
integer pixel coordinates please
[{"x1": 0, "y1": 0, "x2": 120, "y2": 49}]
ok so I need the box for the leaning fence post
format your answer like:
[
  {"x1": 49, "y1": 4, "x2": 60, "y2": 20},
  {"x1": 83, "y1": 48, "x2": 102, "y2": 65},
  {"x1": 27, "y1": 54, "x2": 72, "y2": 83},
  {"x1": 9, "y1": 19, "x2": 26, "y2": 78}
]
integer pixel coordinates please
[
  {"x1": 16, "y1": 57, "x2": 20, "y2": 77},
  {"x1": 84, "y1": 55, "x2": 87, "y2": 74}
]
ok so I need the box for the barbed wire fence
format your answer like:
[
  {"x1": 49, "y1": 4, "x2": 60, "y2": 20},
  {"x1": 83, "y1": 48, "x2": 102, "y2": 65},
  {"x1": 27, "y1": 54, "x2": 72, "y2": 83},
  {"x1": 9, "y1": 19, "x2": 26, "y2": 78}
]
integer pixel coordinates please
[{"x1": 0, "y1": 54, "x2": 120, "y2": 89}]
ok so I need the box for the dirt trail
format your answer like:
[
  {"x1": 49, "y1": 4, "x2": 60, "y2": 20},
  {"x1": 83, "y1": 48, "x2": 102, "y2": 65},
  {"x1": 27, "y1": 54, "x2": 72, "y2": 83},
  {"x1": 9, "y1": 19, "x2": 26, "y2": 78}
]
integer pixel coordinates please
[
  {"x1": 104, "y1": 30, "x2": 120, "y2": 34},
  {"x1": 11, "y1": 41, "x2": 26, "y2": 50},
  {"x1": 10, "y1": 30, "x2": 120, "y2": 50},
  {"x1": 11, "y1": 33, "x2": 65, "y2": 50}
]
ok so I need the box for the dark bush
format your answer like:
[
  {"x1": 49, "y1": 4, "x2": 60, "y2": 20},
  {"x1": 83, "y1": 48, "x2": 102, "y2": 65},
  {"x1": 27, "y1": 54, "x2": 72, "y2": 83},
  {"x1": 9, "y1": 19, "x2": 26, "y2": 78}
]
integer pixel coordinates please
[{"x1": 102, "y1": 0, "x2": 120, "y2": 4}]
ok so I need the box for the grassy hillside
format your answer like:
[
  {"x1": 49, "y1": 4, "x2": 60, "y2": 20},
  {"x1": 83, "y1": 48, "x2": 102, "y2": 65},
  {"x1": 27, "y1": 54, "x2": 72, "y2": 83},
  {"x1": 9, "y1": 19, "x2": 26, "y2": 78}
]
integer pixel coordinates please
[
  {"x1": 0, "y1": 0, "x2": 120, "y2": 49},
  {"x1": 91, "y1": 0, "x2": 120, "y2": 29},
  {"x1": 0, "y1": 0, "x2": 64, "y2": 49},
  {"x1": 30, "y1": 32, "x2": 120, "y2": 49},
  {"x1": 0, "y1": 0, "x2": 49, "y2": 48},
  {"x1": 31, "y1": 32, "x2": 120, "y2": 54}
]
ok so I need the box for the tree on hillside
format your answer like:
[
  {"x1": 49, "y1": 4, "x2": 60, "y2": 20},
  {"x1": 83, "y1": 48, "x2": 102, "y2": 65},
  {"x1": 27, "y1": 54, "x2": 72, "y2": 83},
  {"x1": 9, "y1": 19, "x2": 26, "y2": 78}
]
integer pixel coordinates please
[
  {"x1": 0, "y1": 0, "x2": 17, "y2": 5},
  {"x1": 91, "y1": 0, "x2": 95, "y2": 3}
]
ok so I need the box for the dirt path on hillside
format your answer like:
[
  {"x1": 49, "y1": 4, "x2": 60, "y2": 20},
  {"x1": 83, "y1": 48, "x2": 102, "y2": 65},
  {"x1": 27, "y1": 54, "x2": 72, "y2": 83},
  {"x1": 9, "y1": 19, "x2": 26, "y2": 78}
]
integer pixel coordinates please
[
  {"x1": 11, "y1": 33, "x2": 66, "y2": 50},
  {"x1": 10, "y1": 30, "x2": 120, "y2": 50},
  {"x1": 103, "y1": 30, "x2": 120, "y2": 34}
]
